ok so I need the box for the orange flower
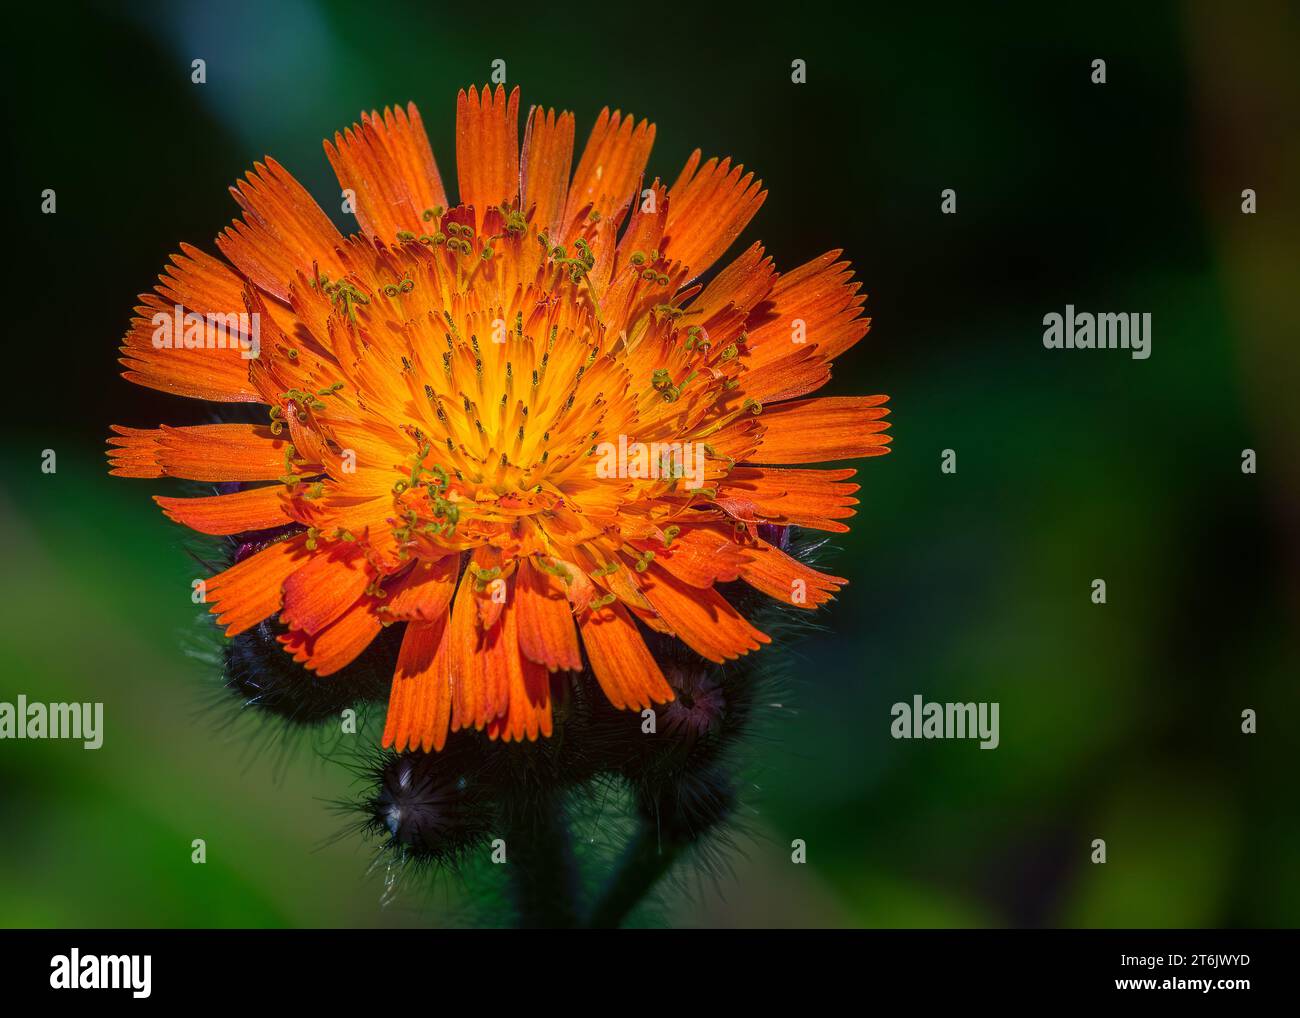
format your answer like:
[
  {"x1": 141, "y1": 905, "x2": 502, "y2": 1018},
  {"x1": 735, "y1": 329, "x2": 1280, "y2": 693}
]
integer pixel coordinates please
[{"x1": 108, "y1": 85, "x2": 890, "y2": 753}]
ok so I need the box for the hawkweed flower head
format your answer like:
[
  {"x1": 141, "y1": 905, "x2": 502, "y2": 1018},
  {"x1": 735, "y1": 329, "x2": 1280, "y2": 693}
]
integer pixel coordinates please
[{"x1": 108, "y1": 85, "x2": 890, "y2": 759}]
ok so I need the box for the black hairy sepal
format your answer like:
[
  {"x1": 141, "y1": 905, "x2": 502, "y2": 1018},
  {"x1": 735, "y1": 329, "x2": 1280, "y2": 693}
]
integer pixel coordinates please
[
  {"x1": 350, "y1": 742, "x2": 497, "y2": 870},
  {"x1": 224, "y1": 616, "x2": 399, "y2": 725}
]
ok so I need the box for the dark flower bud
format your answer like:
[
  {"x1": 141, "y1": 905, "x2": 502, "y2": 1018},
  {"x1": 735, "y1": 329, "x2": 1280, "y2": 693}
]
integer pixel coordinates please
[
  {"x1": 659, "y1": 668, "x2": 729, "y2": 746},
  {"x1": 634, "y1": 760, "x2": 739, "y2": 844},
  {"x1": 357, "y1": 744, "x2": 495, "y2": 866},
  {"x1": 222, "y1": 618, "x2": 398, "y2": 724}
]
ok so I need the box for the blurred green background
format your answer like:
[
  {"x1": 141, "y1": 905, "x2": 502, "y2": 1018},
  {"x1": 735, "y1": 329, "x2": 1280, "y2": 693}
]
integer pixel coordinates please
[{"x1": 2, "y1": 0, "x2": 1297, "y2": 927}]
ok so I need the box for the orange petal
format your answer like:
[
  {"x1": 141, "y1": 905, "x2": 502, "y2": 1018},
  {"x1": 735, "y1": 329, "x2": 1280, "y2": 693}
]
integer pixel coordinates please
[
  {"x1": 450, "y1": 558, "x2": 516, "y2": 732},
  {"x1": 447, "y1": 561, "x2": 491, "y2": 731},
  {"x1": 746, "y1": 250, "x2": 870, "y2": 371},
  {"x1": 455, "y1": 84, "x2": 521, "y2": 232},
  {"x1": 614, "y1": 180, "x2": 668, "y2": 269},
  {"x1": 324, "y1": 102, "x2": 449, "y2": 243},
  {"x1": 383, "y1": 617, "x2": 453, "y2": 753},
  {"x1": 717, "y1": 467, "x2": 860, "y2": 533},
  {"x1": 486, "y1": 656, "x2": 553, "y2": 743},
  {"x1": 485, "y1": 597, "x2": 553, "y2": 743},
  {"x1": 749, "y1": 396, "x2": 891, "y2": 464},
  {"x1": 280, "y1": 543, "x2": 374, "y2": 636},
  {"x1": 739, "y1": 345, "x2": 832, "y2": 404},
  {"x1": 663, "y1": 151, "x2": 766, "y2": 279},
  {"x1": 578, "y1": 601, "x2": 674, "y2": 710},
  {"x1": 154, "y1": 486, "x2": 291, "y2": 535},
  {"x1": 639, "y1": 566, "x2": 769, "y2": 663},
  {"x1": 107, "y1": 424, "x2": 304, "y2": 481},
  {"x1": 521, "y1": 105, "x2": 575, "y2": 242},
  {"x1": 515, "y1": 557, "x2": 582, "y2": 671},
  {"x1": 738, "y1": 538, "x2": 847, "y2": 609},
  {"x1": 216, "y1": 157, "x2": 345, "y2": 303},
  {"x1": 574, "y1": 544, "x2": 654, "y2": 615},
  {"x1": 382, "y1": 555, "x2": 459, "y2": 621},
  {"x1": 629, "y1": 526, "x2": 746, "y2": 588},
  {"x1": 470, "y1": 546, "x2": 507, "y2": 633},
  {"x1": 119, "y1": 246, "x2": 264, "y2": 402},
  {"x1": 206, "y1": 534, "x2": 310, "y2": 636},
  {"x1": 562, "y1": 107, "x2": 655, "y2": 239},
  {"x1": 278, "y1": 596, "x2": 383, "y2": 676},
  {"x1": 688, "y1": 241, "x2": 775, "y2": 325}
]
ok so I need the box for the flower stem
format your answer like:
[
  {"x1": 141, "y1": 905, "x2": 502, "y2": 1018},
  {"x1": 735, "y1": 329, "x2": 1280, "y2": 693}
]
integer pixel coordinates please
[
  {"x1": 586, "y1": 820, "x2": 681, "y2": 928},
  {"x1": 505, "y1": 796, "x2": 580, "y2": 929}
]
